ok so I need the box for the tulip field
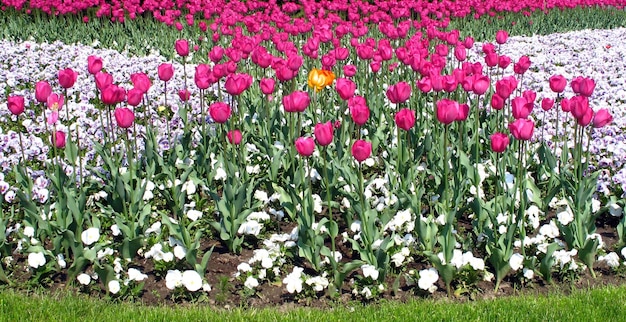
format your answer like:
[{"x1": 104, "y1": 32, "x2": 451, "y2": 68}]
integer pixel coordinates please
[{"x1": 1, "y1": 0, "x2": 626, "y2": 306}]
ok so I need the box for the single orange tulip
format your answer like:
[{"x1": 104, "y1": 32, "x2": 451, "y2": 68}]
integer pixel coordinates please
[{"x1": 308, "y1": 68, "x2": 335, "y2": 92}]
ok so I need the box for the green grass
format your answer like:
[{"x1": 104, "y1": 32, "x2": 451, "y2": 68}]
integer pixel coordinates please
[{"x1": 2, "y1": 285, "x2": 626, "y2": 321}]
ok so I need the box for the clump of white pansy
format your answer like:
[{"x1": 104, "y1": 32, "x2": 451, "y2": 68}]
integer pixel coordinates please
[
  {"x1": 184, "y1": 201, "x2": 203, "y2": 222},
  {"x1": 414, "y1": 267, "x2": 439, "y2": 293},
  {"x1": 553, "y1": 249, "x2": 580, "y2": 270},
  {"x1": 608, "y1": 201, "x2": 623, "y2": 217},
  {"x1": 142, "y1": 179, "x2": 156, "y2": 200},
  {"x1": 144, "y1": 243, "x2": 174, "y2": 262},
  {"x1": 363, "y1": 176, "x2": 397, "y2": 212},
  {"x1": 235, "y1": 229, "x2": 298, "y2": 290},
  {"x1": 598, "y1": 252, "x2": 621, "y2": 268},
  {"x1": 165, "y1": 269, "x2": 210, "y2": 292},
  {"x1": 238, "y1": 211, "x2": 271, "y2": 236},
  {"x1": 283, "y1": 266, "x2": 304, "y2": 294}
]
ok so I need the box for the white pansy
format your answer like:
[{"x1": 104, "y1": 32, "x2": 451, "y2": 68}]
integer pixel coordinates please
[
  {"x1": 108, "y1": 280, "x2": 121, "y2": 294},
  {"x1": 28, "y1": 252, "x2": 46, "y2": 269},
  {"x1": 186, "y1": 209, "x2": 203, "y2": 222},
  {"x1": 23, "y1": 226, "x2": 35, "y2": 238},
  {"x1": 312, "y1": 194, "x2": 322, "y2": 213},
  {"x1": 214, "y1": 167, "x2": 227, "y2": 181},
  {"x1": 523, "y1": 268, "x2": 535, "y2": 280},
  {"x1": 609, "y1": 203, "x2": 623, "y2": 217},
  {"x1": 556, "y1": 205, "x2": 574, "y2": 226},
  {"x1": 238, "y1": 220, "x2": 262, "y2": 236},
  {"x1": 181, "y1": 180, "x2": 196, "y2": 196},
  {"x1": 361, "y1": 264, "x2": 379, "y2": 281},
  {"x1": 237, "y1": 263, "x2": 252, "y2": 273},
  {"x1": 77, "y1": 273, "x2": 91, "y2": 285},
  {"x1": 57, "y1": 254, "x2": 66, "y2": 269},
  {"x1": 509, "y1": 253, "x2": 524, "y2": 271},
  {"x1": 165, "y1": 270, "x2": 183, "y2": 289},
  {"x1": 599, "y1": 252, "x2": 620, "y2": 268},
  {"x1": 173, "y1": 245, "x2": 186, "y2": 260},
  {"x1": 111, "y1": 224, "x2": 121, "y2": 236},
  {"x1": 182, "y1": 270, "x2": 203, "y2": 292},
  {"x1": 418, "y1": 268, "x2": 439, "y2": 292},
  {"x1": 145, "y1": 222, "x2": 162, "y2": 235},
  {"x1": 254, "y1": 190, "x2": 269, "y2": 203},
  {"x1": 244, "y1": 276, "x2": 259, "y2": 289},
  {"x1": 81, "y1": 227, "x2": 100, "y2": 245},
  {"x1": 283, "y1": 266, "x2": 304, "y2": 294},
  {"x1": 305, "y1": 276, "x2": 329, "y2": 292},
  {"x1": 127, "y1": 268, "x2": 148, "y2": 281}
]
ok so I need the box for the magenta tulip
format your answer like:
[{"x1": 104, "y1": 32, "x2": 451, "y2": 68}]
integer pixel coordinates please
[
  {"x1": 314, "y1": 121, "x2": 334, "y2": 146},
  {"x1": 295, "y1": 137, "x2": 315, "y2": 157},
  {"x1": 282, "y1": 91, "x2": 310, "y2": 113},
  {"x1": 209, "y1": 102, "x2": 231, "y2": 123},
  {"x1": 178, "y1": 89, "x2": 190, "y2": 102},
  {"x1": 343, "y1": 65, "x2": 357, "y2": 77},
  {"x1": 351, "y1": 140, "x2": 372, "y2": 163},
  {"x1": 260, "y1": 78, "x2": 275, "y2": 95},
  {"x1": 436, "y1": 99, "x2": 460, "y2": 125},
  {"x1": 541, "y1": 98, "x2": 554, "y2": 111},
  {"x1": 114, "y1": 107, "x2": 135, "y2": 128},
  {"x1": 224, "y1": 73, "x2": 252, "y2": 96},
  {"x1": 495, "y1": 30, "x2": 508, "y2": 44},
  {"x1": 472, "y1": 75, "x2": 490, "y2": 95},
  {"x1": 53, "y1": 131, "x2": 66, "y2": 149},
  {"x1": 126, "y1": 88, "x2": 143, "y2": 106},
  {"x1": 395, "y1": 108, "x2": 416, "y2": 131},
  {"x1": 58, "y1": 68, "x2": 78, "y2": 89},
  {"x1": 87, "y1": 55, "x2": 103, "y2": 75},
  {"x1": 593, "y1": 109, "x2": 612, "y2": 128},
  {"x1": 386, "y1": 81, "x2": 412, "y2": 104},
  {"x1": 508, "y1": 119, "x2": 535, "y2": 141},
  {"x1": 35, "y1": 81, "x2": 52, "y2": 103},
  {"x1": 490, "y1": 132, "x2": 509, "y2": 153},
  {"x1": 95, "y1": 72, "x2": 113, "y2": 91},
  {"x1": 335, "y1": 78, "x2": 356, "y2": 100},
  {"x1": 513, "y1": 56, "x2": 532, "y2": 74},
  {"x1": 7, "y1": 95, "x2": 25, "y2": 116},
  {"x1": 131, "y1": 72, "x2": 151, "y2": 93},
  {"x1": 158, "y1": 63, "x2": 174, "y2": 82},
  {"x1": 348, "y1": 96, "x2": 370, "y2": 126},
  {"x1": 549, "y1": 75, "x2": 567, "y2": 93},
  {"x1": 175, "y1": 39, "x2": 189, "y2": 57},
  {"x1": 227, "y1": 129, "x2": 242, "y2": 145},
  {"x1": 511, "y1": 96, "x2": 533, "y2": 119},
  {"x1": 491, "y1": 94, "x2": 505, "y2": 110}
]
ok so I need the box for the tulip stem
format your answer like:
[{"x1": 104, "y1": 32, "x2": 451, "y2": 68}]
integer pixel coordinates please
[
  {"x1": 18, "y1": 131, "x2": 26, "y2": 166},
  {"x1": 443, "y1": 124, "x2": 449, "y2": 210},
  {"x1": 323, "y1": 147, "x2": 336, "y2": 260}
]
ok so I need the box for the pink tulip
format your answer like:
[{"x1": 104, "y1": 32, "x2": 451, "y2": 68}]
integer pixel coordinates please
[
  {"x1": 209, "y1": 46, "x2": 225, "y2": 63},
  {"x1": 209, "y1": 102, "x2": 231, "y2": 123},
  {"x1": 87, "y1": 55, "x2": 103, "y2": 75},
  {"x1": 490, "y1": 132, "x2": 509, "y2": 153},
  {"x1": 343, "y1": 65, "x2": 357, "y2": 77},
  {"x1": 314, "y1": 121, "x2": 334, "y2": 146},
  {"x1": 472, "y1": 75, "x2": 490, "y2": 95},
  {"x1": 227, "y1": 129, "x2": 242, "y2": 145},
  {"x1": 175, "y1": 39, "x2": 189, "y2": 57},
  {"x1": 259, "y1": 78, "x2": 275, "y2": 95},
  {"x1": 351, "y1": 140, "x2": 372, "y2": 163},
  {"x1": 7, "y1": 95, "x2": 24, "y2": 116},
  {"x1": 130, "y1": 72, "x2": 151, "y2": 93},
  {"x1": 511, "y1": 96, "x2": 533, "y2": 119},
  {"x1": 224, "y1": 73, "x2": 252, "y2": 96},
  {"x1": 456, "y1": 103, "x2": 470, "y2": 121},
  {"x1": 58, "y1": 68, "x2": 78, "y2": 89},
  {"x1": 571, "y1": 77, "x2": 595, "y2": 97},
  {"x1": 158, "y1": 63, "x2": 174, "y2": 82},
  {"x1": 541, "y1": 98, "x2": 554, "y2": 111},
  {"x1": 295, "y1": 137, "x2": 315, "y2": 157},
  {"x1": 577, "y1": 107, "x2": 593, "y2": 126},
  {"x1": 570, "y1": 96, "x2": 590, "y2": 119},
  {"x1": 549, "y1": 75, "x2": 567, "y2": 93},
  {"x1": 348, "y1": 96, "x2": 370, "y2": 126},
  {"x1": 126, "y1": 88, "x2": 143, "y2": 106},
  {"x1": 114, "y1": 107, "x2": 135, "y2": 128},
  {"x1": 35, "y1": 81, "x2": 52, "y2": 103},
  {"x1": 513, "y1": 56, "x2": 531, "y2": 75},
  {"x1": 178, "y1": 89, "x2": 190, "y2": 102},
  {"x1": 436, "y1": 99, "x2": 460, "y2": 124},
  {"x1": 386, "y1": 81, "x2": 412, "y2": 104},
  {"x1": 335, "y1": 78, "x2": 356, "y2": 100},
  {"x1": 282, "y1": 91, "x2": 310, "y2": 113},
  {"x1": 592, "y1": 109, "x2": 612, "y2": 128},
  {"x1": 95, "y1": 72, "x2": 113, "y2": 91},
  {"x1": 53, "y1": 131, "x2": 66, "y2": 149},
  {"x1": 47, "y1": 93, "x2": 64, "y2": 111},
  {"x1": 395, "y1": 108, "x2": 416, "y2": 131},
  {"x1": 509, "y1": 118, "x2": 535, "y2": 141},
  {"x1": 491, "y1": 93, "x2": 505, "y2": 110},
  {"x1": 495, "y1": 30, "x2": 508, "y2": 44}
]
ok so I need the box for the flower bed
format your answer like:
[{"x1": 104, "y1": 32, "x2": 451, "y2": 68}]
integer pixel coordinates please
[{"x1": 1, "y1": 0, "x2": 626, "y2": 305}]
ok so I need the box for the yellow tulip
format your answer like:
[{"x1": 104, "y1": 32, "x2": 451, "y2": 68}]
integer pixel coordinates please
[{"x1": 308, "y1": 68, "x2": 336, "y2": 92}]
